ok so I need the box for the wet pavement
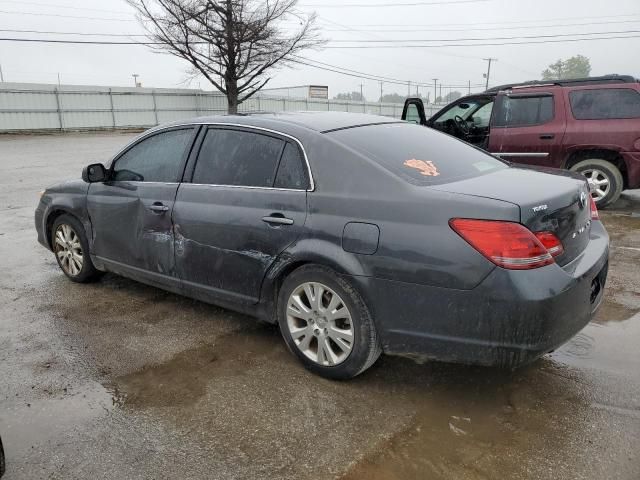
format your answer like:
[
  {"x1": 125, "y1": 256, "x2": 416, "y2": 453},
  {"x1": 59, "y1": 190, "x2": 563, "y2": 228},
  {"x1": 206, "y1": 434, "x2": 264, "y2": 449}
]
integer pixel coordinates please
[{"x1": 1, "y1": 132, "x2": 639, "y2": 479}]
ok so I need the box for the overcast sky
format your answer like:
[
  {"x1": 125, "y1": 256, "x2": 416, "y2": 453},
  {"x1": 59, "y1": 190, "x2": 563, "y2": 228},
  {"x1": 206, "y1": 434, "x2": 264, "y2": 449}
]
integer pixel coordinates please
[{"x1": 1, "y1": 0, "x2": 639, "y2": 100}]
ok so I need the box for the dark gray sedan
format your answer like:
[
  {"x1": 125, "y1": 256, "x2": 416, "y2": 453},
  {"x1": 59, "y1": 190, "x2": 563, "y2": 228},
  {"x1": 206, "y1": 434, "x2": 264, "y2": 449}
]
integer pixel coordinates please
[{"x1": 35, "y1": 112, "x2": 609, "y2": 379}]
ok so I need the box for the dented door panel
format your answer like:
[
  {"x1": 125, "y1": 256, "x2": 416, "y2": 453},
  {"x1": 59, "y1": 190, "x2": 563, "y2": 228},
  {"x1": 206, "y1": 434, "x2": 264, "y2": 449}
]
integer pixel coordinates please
[
  {"x1": 173, "y1": 185, "x2": 307, "y2": 304},
  {"x1": 87, "y1": 181, "x2": 179, "y2": 280}
]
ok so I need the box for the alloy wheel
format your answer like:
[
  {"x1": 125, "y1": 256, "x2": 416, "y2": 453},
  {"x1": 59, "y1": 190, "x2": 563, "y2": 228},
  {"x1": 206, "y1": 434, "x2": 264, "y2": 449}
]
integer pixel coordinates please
[
  {"x1": 54, "y1": 224, "x2": 84, "y2": 276},
  {"x1": 582, "y1": 168, "x2": 610, "y2": 202},
  {"x1": 286, "y1": 282, "x2": 354, "y2": 366}
]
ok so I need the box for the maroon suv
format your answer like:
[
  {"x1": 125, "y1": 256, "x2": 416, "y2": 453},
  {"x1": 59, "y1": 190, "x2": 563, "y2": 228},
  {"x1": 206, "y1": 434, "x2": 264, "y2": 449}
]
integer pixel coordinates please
[{"x1": 403, "y1": 75, "x2": 640, "y2": 207}]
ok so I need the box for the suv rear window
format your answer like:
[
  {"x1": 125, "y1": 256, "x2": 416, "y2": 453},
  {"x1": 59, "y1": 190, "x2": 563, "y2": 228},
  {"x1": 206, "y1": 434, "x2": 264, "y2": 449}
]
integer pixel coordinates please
[
  {"x1": 492, "y1": 95, "x2": 554, "y2": 127},
  {"x1": 328, "y1": 123, "x2": 506, "y2": 186},
  {"x1": 569, "y1": 88, "x2": 640, "y2": 120}
]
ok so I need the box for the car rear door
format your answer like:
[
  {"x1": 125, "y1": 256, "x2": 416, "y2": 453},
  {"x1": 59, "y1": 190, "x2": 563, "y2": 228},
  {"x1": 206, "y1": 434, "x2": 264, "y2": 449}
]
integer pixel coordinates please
[
  {"x1": 173, "y1": 126, "x2": 309, "y2": 305},
  {"x1": 488, "y1": 90, "x2": 566, "y2": 167},
  {"x1": 87, "y1": 126, "x2": 197, "y2": 287}
]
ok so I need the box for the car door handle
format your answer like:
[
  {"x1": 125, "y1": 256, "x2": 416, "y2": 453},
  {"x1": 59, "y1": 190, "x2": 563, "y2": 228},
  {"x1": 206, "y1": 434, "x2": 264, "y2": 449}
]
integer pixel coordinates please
[
  {"x1": 262, "y1": 215, "x2": 294, "y2": 226},
  {"x1": 539, "y1": 134, "x2": 555, "y2": 140},
  {"x1": 149, "y1": 203, "x2": 169, "y2": 213}
]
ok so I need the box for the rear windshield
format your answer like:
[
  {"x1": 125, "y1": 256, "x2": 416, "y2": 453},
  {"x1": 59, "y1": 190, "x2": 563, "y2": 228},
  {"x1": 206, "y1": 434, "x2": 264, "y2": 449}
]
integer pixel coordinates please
[{"x1": 328, "y1": 123, "x2": 507, "y2": 186}]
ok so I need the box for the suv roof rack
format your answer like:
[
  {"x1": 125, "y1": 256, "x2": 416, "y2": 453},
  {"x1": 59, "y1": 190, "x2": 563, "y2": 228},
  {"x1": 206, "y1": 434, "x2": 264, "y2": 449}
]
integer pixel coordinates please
[{"x1": 485, "y1": 74, "x2": 638, "y2": 93}]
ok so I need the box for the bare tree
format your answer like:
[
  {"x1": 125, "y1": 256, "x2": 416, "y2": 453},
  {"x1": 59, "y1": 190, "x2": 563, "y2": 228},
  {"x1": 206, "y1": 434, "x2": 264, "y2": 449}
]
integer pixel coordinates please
[{"x1": 127, "y1": 0, "x2": 324, "y2": 113}]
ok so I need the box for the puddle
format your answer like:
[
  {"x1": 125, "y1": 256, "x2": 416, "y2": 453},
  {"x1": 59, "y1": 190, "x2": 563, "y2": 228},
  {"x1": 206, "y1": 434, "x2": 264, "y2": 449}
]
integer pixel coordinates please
[
  {"x1": 0, "y1": 381, "x2": 114, "y2": 456},
  {"x1": 551, "y1": 312, "x2": 640, "y2": 377},
  {"x1": 109, "y1": 326, "x2": 284, "y2": 409}
]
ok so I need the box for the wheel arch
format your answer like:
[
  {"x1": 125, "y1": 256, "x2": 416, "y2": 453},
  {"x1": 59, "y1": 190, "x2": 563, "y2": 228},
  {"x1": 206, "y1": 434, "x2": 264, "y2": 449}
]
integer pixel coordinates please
[
  {"x1": 45, "y1": 208, "x2": 75, "y2": 249},
  {"x1": 258, "y1": 241, "x2": 369, "y2": 324},
  {"x1": 564, "y1": 149, "x2": 628, "y2": 188}
]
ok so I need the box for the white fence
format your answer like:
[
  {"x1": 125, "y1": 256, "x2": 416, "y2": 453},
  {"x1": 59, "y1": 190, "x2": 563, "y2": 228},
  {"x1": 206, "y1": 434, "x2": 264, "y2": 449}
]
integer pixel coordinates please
[{"x1": 0, "y1": 82, "x2": 442, "y2": 132}]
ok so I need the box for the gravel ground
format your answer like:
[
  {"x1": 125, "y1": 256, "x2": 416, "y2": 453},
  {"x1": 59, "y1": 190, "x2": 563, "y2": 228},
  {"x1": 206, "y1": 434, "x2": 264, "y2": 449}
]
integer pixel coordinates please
[{"x1": 0, "y1": 132, "x2": 639, "y2": 480}]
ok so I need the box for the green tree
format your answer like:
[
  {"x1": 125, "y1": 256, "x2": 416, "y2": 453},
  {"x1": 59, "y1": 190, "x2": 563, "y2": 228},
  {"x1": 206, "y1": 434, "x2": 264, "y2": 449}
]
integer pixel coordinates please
[{"x1": 542, "y1": 55, "x2": 591, "y2": 80}]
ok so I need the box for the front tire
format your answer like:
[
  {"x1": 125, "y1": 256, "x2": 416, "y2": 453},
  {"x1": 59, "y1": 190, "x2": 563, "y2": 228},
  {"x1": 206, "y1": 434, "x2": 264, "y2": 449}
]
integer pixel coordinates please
[
  {"x1": 51, "y1": 214, "x2": 101, "y2": 283},
  {"x1": 277, "y1": 265, "x2": 381, "y2": 380},
  {"x1": 570, "y1": 159, "x2": 623, "y2": 208}
]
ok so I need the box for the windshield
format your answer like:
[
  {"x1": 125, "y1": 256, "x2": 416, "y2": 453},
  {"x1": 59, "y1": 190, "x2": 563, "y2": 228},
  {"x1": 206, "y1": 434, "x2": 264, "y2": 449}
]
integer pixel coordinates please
[
  {"x1": 434, "y1": 98, "x2": 493, "y2": 123},
  {"x1": 329, "y1": 122, "x2": 506, "y2": 186}
]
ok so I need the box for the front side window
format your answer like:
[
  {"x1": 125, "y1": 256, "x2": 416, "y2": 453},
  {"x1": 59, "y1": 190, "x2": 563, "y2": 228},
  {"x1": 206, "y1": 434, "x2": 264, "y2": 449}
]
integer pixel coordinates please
[
  {"x1": 112, "y1": 128, "x2": 193, "y2": 182},
  {"x1": 492, "y1": 95, "x2": 554, "y2": 127},
  {"x1": 193, "y1": 128, "x2": 285, "y2": 187},
  {"x1": 569, "y1": 88, "x2": 640, "y2": 120},
  {"x1": 472, "y1": 102, "x2": 494, "y2": 127}
]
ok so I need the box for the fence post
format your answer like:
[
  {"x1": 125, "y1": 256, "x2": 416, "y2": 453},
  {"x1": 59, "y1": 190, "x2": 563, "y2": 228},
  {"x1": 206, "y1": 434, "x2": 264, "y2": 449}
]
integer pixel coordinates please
[
  {"x1": 151, "y1": 90, "x2": 159, "y2": 125},
  {"x1": 54, "y1": 87, "x2": 64, "y2": 131},
  {"x1": 108, "y1": 88, "x2": 116, "y2": 128}
]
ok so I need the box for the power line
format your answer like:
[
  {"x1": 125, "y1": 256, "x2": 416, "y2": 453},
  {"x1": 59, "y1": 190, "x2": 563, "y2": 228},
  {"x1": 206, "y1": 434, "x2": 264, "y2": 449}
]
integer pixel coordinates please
[
  {"x1": 327, "y1": 29, "x2": 640, "y2": 43},
  {"x1": 322, "y1": 35, "x2": 640, "y2": 48},
  {"x1": 2, "y1": 33, "x2": 638, "y2": 48},
  {"x1": 314, "y1": 13, "x2": 640, "y2": 28},
  {"x1": 301, "y1": 0, "x2": 488, "y2": 6},
  {"x1": 0, "y1": 29, "x2": 147, "y2": 37},
  {"x1": 291, "y1": 57, "x2": 482, "y2": 90},
  {"x1": 0, "y1": 9, "x2": 136, "y2": 21},
  {"x1": 1, "y1": 0, "x2": 133, "y2": 15},
  {"x1": 321, "y1": 19, "x2": 640, "y2": 33},
  {"x1": 293, "y1": 56, "x2": 482, "y2": 88}
]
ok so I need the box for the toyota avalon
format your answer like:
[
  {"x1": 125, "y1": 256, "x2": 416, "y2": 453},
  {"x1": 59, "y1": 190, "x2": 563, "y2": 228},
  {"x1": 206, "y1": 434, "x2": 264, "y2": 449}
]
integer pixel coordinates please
[{"x1": 35, "y1": 112, "x2": 609, "y2": 379}]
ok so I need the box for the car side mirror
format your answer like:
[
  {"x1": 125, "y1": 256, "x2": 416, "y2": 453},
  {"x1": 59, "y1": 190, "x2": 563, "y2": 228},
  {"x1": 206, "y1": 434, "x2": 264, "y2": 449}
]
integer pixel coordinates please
[{"x1": 82, "y1": 163, "x2": 107, "y2": 183}]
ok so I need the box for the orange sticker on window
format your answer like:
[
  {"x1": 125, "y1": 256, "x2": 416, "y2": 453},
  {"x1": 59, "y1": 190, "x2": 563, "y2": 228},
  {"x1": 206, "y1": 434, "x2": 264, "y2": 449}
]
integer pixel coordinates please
[{"x1": 403, "y1": 159, "x2": 440, "y2": 176}]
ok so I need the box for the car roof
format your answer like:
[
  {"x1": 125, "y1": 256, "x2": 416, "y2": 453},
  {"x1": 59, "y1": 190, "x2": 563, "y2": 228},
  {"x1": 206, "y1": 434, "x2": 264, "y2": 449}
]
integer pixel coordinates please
[
  {"x1": 485, "y1": 74, "x2": 639, "y2": 93},
  {"x1": 160, "y1": 111, "x2": 402, "y2": 135}
]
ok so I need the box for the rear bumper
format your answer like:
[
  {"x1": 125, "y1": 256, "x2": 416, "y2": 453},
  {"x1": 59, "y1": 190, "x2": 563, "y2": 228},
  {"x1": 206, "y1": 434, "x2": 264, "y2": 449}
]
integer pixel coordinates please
[
  {"x1": 359, "y1": 221, "x2": 610, "y2": 368},
  {"x1": 621, "y1": 151, "x2": 640, "y2": 189}
]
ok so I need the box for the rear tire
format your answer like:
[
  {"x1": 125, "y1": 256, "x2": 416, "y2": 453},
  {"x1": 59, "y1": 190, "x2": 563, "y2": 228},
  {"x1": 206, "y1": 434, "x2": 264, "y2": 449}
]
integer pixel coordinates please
[
  {"x1": 51, "y1": 214, "x2": 102, "y2": 283},
  {"x1": 277, "y1": 265, "x2": 381, "y2": 380},
  {"x1": 570, "y1": 159, "x2": 623, "y2": 208}
]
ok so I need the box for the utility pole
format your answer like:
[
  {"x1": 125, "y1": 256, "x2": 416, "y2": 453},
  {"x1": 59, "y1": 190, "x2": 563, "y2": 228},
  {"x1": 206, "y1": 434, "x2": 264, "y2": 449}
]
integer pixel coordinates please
[
  {"x1": 379, "y1": 81, "x2": 383, "y2": 102},
  {"x1": 439, "y1": 84, "x2": 442, "y2": 102},
  {"x1": 57, "y1": 72, "x2": 61, "y2": 86},
  {"x1": 132, "y1": 73, "x2": 140, "y2": 87},
  {"x1": 358, "y1": 83, "x2": 364, "y2": 102},
  {"x1": 407, "y1": 81, "x2": 411, "y2": 97},
  {"x1": 483, "y1": 58, "x2": 497, "y2": 90},
  {"x1": 432, "y1": 78, "x2": 438, "y2": 104},
  {"x1": 416, "y1": 84, "x2": 419, "y2": 96},
  {"x1": 468, "y1": 80, "x2": 471, "y2": 95}
]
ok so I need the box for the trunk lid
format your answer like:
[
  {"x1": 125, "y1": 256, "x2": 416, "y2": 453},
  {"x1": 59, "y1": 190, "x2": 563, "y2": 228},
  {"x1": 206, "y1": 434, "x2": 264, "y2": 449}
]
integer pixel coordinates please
[{"x1": 432, "y1": 166, "x2": 592, "y2": 266}]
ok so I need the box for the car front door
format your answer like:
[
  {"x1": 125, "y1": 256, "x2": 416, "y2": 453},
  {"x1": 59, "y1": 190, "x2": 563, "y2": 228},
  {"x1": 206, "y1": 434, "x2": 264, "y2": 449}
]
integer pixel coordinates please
[
  {"x1": 173, "y1": 126, "x2": 309, "y2": 305},
  {"x1": 87, "y1": 127, "x2": 197, "y2": 288},
  {"x1": 488, "y1": 91, "x2": 566, "y2": 167}
]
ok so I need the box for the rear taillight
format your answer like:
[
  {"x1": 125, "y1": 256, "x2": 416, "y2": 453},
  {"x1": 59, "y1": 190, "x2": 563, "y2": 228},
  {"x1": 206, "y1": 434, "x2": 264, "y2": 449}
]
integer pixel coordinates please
[
  {"x1": 534, "y1": 231, "x2": 564, "y2": 257},
  {"x1": 450, "y1": 218, "x2": 560, "y2": 270},
  {"x1": 590, "y1": 196, "x2": 599, "y2": 220}
]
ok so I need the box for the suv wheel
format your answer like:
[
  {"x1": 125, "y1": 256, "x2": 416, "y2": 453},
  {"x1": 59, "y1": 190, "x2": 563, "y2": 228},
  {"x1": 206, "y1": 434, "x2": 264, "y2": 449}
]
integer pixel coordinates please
[
  {"x1": 570, "y1": 159, "x2": 623, "y2": 208},
  {"x1": 277, "y1": 265, "x2": 382, "y2": 380}
]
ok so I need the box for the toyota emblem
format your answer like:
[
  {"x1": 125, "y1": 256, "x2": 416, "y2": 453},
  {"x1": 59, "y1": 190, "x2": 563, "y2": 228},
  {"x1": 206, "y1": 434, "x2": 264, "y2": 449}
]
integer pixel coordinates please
[{"x1": 579, "y1": 191, "x2": 587, "y2": 209}]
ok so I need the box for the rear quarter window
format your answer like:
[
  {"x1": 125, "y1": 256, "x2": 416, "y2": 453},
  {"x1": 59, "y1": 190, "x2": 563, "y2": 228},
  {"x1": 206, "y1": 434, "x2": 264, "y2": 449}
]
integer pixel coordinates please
[
  {"x1": 328, "y1": 123, "x2": 507, "y2": 186},
  {"x1": 569, "y1": 88, "x2": 640, "y2": 120}
]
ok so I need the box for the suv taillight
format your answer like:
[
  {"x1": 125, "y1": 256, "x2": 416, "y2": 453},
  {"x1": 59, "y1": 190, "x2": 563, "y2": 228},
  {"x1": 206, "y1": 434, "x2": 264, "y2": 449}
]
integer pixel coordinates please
[
  {"x1": 450, "y1": 219, "x2": 562, "y2": 270},
  {"x1": 590, "y1": 196, "x2": 599, "y2": 220}
]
